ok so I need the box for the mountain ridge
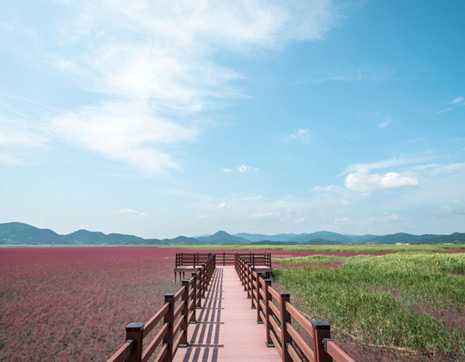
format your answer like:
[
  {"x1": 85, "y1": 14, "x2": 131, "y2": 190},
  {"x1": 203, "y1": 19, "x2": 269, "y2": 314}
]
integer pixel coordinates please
[{"x1": 1, "y1": 222, "x2": 464, "y2": 246}]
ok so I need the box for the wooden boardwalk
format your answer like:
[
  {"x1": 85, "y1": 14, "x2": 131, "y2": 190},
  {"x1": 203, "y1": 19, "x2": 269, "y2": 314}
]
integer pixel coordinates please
[{"x1": 174, "y1": 266, "x2": 281, "y2": 362}]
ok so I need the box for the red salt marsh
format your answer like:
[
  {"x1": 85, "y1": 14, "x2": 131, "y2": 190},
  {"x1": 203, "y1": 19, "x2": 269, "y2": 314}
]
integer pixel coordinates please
[
  {"x1": 0, "y1": 247, "x2": 385, "y2": 361},
  {"x1": 0, "y1": 247, "x2": 187, "y2": 361}
]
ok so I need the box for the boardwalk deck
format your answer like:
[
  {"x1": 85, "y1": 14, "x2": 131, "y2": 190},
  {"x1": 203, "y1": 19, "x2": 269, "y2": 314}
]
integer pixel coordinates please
[{"x1": 174, "y1": 266, "x2": 281, "y2": 362}]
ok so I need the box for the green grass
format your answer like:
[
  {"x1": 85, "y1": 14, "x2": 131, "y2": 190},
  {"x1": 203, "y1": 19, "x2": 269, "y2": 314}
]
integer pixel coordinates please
[
  {"x1": 274, "y1": 252, "x2": 465, "y2": 360},
  {"x1": 173, "y1": 244, "x2": 465, "y2": 253},
  {"x1": 280, "y1": 254, "x2": 348, "y2": 265}
]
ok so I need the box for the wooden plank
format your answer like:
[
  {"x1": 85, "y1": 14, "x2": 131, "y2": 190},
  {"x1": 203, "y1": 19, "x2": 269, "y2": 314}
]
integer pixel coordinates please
[{"x1": 327, "y1": 340, "x2": 356, "y2": 362}]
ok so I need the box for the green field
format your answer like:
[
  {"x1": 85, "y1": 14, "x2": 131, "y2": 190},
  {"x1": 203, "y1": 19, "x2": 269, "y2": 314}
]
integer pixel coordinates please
[
  {"x1": 178, "y1": 244, "x2": 465, "y2": 360},
  {"x1": 275, "y1": 252, "x2": 465, "y2": 361}
]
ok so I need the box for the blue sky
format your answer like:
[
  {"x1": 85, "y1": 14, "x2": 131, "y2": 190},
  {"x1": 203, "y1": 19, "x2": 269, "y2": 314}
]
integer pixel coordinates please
[{"x1": 1, "y1": 0, "x2": 465, "y2": 238}]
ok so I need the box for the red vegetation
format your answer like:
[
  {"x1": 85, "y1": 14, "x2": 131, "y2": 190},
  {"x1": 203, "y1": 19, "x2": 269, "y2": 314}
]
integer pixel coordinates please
[
  {"x1": 0, "y1": 247, "x2": 190, "y2": 361},
  {"x1": 0, "y1": 247, "x2": 388, "y2": 361}
]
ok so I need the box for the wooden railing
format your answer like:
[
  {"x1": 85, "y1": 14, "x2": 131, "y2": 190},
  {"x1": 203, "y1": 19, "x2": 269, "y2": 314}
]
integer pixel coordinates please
[
  {"x1": 107, "y1": 255, "x2": 216, "y2": 362},
  {"x1": 235, "y1": 254, "x2": 355, "y2": 362},
  {"x1": 176, "y1": 252, "x2": 271, "y2": 268},
  {"x1": 175, "y1": 252, "x2": 213, "y2": 268}
]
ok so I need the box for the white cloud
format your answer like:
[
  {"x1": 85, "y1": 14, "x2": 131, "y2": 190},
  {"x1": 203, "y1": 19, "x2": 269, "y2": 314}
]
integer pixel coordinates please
[
  {"x1": 307, "y1": 64, "x2": 397, "y2": 84},
  {"x1": 440, "y1": 200, "x2": 465, "y2": 215},
  {"x1": 342, "y1": 157, "x2": 427, "y2": 175},
  {"x1": 238, "y1": 164, "x2": 259, "y2": 173},
  {"x1": 288, "y1": 128, "x2": 310, "y2": 140},
  {"x1": 38, "y1": 1, "x2": 337, "y2": 174},
  {"x1": 383, "y1": 214, "x2": 400, "y2": 222},
  {"x1": 437, "y1": 96, "x2": 465, "y2": 113},
  {"x1": 222, "y1": 165, "x2": 259, "y2": 173},
  {"x1": 449, "y1": 96, "x2": 465, "y2": 105},
  {"x1": 0, "y1": 154, "x2": 23, "y2": 165},
  {"x1": 118, "y1": 208, "x2": 148, "y2": 216},
  {"x1": 0, "y1": 111, "x2": 49, "y2": 165},
  {"x1": 378, "y1": 117, "x2": 391, "y2": 129},
  {"x1": 216, "y1": 202, "x2": 231, "y2": 209},
  {"x1": 344, "y1": 168, "x2": 418, "y2": 194},
  {"x1": 0, "y1": 116, "x2": 48, "y2": 148},
  {"x1": 251, "y1": 212, "x2": 275, "y2": 219},
  {"x1": 51, "y1": 101, "x2": 197, "y2": 175},
  {"x1": 313, "y1": 185, "x2": 337, "y2": 192}
]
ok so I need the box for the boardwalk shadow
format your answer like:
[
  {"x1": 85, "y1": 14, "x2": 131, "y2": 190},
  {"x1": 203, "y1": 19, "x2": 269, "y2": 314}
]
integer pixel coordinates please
[{"x1": 182, "y1": 268, "x2": 224, "y2": 362}]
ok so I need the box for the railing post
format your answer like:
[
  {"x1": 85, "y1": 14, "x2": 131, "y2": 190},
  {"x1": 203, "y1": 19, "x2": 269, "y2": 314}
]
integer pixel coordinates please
[
  {"x1": 125, "y1": 323, "x2": 144, "y2": 362},
  {"x1": 196, "y1": 267, "x2": 202, "y2": 308},
  {"x1": 312, "y1": 321, "x2": 332, "y2": 362},
  {"x1": 250, "y1": 267, "x2": 256, "y2": 309},
  {"x1": 264, "y1": 279, "x2": 273, "y2": 347},
  {"x1": 180, "y1": 280, "x2": 189, "y2": 347},
  {"x1": 201, "y1": 264, "x2": 206, "y2": 297},
  {"x1": 279, "y1": 293, "x2": 291, "y2": 362},
  {"x1": 246, "y1": 263, "x2": 252, "y2": 298},
  {"x1": 163, "y1": 293, "x2": 175, "y2": 362},
  {"x1": 256, "y1": 272, "x2": 263, "y2": 323},
  {"x1": 191, "y1": 271, "x2": 197, "y2": 322}
]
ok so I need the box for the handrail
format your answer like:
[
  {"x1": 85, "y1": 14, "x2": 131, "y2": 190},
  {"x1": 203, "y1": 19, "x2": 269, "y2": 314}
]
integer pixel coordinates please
[
  {"x1": 142, "y1": 303, "x2": 169, "y2": 338},
  {"x1": 234, "y1": 253, "x2": 354, "y2": 362},
  {"x1": 107, "y1": 255, "x2": 216, "y2": 362}
]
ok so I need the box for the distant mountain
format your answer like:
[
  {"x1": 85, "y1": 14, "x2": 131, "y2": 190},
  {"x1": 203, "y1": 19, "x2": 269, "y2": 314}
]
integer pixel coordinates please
[
  {"x1": 196, "y1": 230, "x2": 249, "y2": 244},
  {"x1": 0, "y1": 222, "x2": 464, "y2": 246},
  {"x1": 250, "y1": 238, "x2": 343, "y2": 246},
  {"x1": 369, "y1": 232, "x2": 465, "y2": 245},
  {"x1": 62, "y1": 230, "x2": 147, "y2": 245},
  {"x1": 0, "y1": 222, "x2": 156, "y2": 246},
  {"x1": 0, "y1": 222, "x2": 62, "y2": 245},
  {"x1": 160, "y1": 236, "x2": 201, "y2": 245},
  {"x1": 236, "y1": 231, "x2": 379, "y2": 244},
  {"x1": 293, "y1": 231, "x2": 352, "y2": 243}
]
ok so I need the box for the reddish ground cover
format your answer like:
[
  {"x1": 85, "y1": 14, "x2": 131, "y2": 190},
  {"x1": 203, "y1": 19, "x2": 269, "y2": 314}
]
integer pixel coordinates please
[
  {"x1": 0, "y1": 247, "x2": 390, "y2": 361},
  {"x1": 0, "y1": 247, "x2": 194, "y2": 361}
]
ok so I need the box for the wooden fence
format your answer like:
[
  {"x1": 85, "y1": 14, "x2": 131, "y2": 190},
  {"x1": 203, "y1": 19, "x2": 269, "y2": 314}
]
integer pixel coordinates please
[
  {"x1": 175, "y1": 252, "x2": 271, "y2": 268},
  {"x1": 107, "y1": 255, "x2": 216, "y2": 362},
  {"x1": 235, "y1": 254, "x2": 355, "y2": 362}
]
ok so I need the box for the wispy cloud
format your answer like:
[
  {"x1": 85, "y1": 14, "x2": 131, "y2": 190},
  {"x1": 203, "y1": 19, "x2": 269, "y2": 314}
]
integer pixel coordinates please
[
  {"x1": 288, "y1": 128, "x2": 310, "y2": 140},
  {"x1": 0, "y1": 108, "x2": 49, "y2": 165},
  {"x1": 50, "y1": 101, "x2": 197, "y2": 175},
  {"x1": 25, "y1": 0, "x2": 337, "y2": 174},
  {"x1": 306, "y1": 64, "x2": 397, "y2": 84},
  {"x1": 216, "y1": 202, "x2": 231, "y2": 209},
  {"x1": 238, "y1": 164, "x2": 259, "y2": 173},
  {"x1": 449, "y1": 96, "x2": 465, "y2": 105},
  {"x1": 118, "y1": 208, "x2": 148, "y2": 217},
  {"x1": 312, "y1": 185, "x2": 338, "y2": 192},
  {"x1": 378, "y1": 117, "x2": 391, "y2": 129},
  {"x1": 223, "y1": 164, "x2": 259, "y2": 173},
  {"x1": 342, "y1": 157, "x2": 427, "y2": 175},
  {"x1": 437, "y1": 96, "x2": 465, "y2": 113}
]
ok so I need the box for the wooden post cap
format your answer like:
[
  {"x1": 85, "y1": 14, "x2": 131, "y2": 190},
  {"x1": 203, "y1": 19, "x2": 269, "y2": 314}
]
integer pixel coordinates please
[
  {"x1": 311, "y1": 321, "x2": 331, "y2": 329},
  {"x1": 125, "y1": 323, "x2": 144, "y2": 331}
]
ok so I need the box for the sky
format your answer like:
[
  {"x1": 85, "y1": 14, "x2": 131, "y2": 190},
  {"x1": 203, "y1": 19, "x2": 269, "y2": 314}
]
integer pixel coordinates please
[{"x1": 1, "y1": 0, "x2": 465, "y2": 239}]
